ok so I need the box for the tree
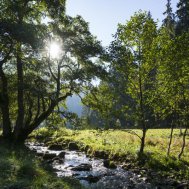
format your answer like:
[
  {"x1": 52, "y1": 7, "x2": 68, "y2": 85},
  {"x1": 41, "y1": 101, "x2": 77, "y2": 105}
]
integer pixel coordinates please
[
  {"x1": 116, "y1": 11, "x2": 158, "y2": 154},
  {"x1": 0, "y1": 0, "x2": 104, "y2": 143},
  {"x1": 81, "y1": 105, "x2": 103, "y2": 129},
  {"x1": 83, "y1": 82, "x2": 118, "y2": 129},
  {"x1": 176, "y1": 0, "x2": 189, "y2": 34},
  {"x1": 163, "y1": 0, "x2": 176, "y2": 37},
  {"x1": 83, "y1": 28, "x2": 142, "y2": 130},
  {"x1": 153, "y1": 27, "x2": 189, "y2": 157},
  {"x1": 106, "y1": 38, "x2": 136, "y2": 128},
  {"x1": 150, "y1": 27, "x2": 178, "y2": 156},
  {"x1": 84, "y1": 11, "x2": 158, "y2": 153}
]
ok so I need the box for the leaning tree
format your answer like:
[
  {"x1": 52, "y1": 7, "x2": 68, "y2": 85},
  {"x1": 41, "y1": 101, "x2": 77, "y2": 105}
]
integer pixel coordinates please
[{"x1": 0, "y1": 0, "x2": 104, "y2": 143}]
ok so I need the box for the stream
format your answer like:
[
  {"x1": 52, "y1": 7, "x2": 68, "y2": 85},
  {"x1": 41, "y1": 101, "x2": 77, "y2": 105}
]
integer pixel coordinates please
[{"x1": 28, "y1": 143, "x2": 180, "y2": 189}]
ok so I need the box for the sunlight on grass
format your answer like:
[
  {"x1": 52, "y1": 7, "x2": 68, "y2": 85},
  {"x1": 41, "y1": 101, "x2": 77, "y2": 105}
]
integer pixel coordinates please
[{"x1": 32, "y1": 128, "x2": 189, "y2": 180}]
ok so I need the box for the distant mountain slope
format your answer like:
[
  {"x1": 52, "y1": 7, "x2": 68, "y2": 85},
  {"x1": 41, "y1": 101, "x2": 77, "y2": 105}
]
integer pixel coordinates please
[{"x1": 66, "y1": 94, "x2": 83, "y2": 117}]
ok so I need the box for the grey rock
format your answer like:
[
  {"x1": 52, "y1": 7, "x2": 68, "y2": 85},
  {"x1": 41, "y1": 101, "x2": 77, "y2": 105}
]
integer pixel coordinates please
[
  {"x1": 68, "y1": 142, "x2": 79, "y2": 151},
  {"x1": 71, "y1": 163, "x2": 92, "y2": 171},
  {"x1": 48, "y1": 144, "x2": 63, "y2": 151},
  {"x1": 36, "y1": 152, "x2": 44, "y2": 157},
  {"x1": 43, "y1": 153, "x2": 57, "y2": 160},
  {"x1": 93, "y1": 150, "x2": 109, "y2": 159},
  {"x1": 103, "y1": 160, "x2": 117, "y2": 169},
  {"x1": 176, "y1": 183, "x2": 189, "y2": 189},
  {"x1": 52, "y1": 157, "x2": 64, "y2": 164},
  {"x1": 58, "y1": 151, "x2": 66, "y2": 158},
  {"x1": 79, "y1": 174, "x2": 101, "y2": 183}
]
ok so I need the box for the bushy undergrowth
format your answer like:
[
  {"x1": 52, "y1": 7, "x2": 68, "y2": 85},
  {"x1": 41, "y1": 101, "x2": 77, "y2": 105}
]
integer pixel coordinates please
[
  {"x1": 31, "y1": 127, "x2": 72, "y2": 142},
  {"x1": 0, "y1": 140, "x2": 85, "y2": 189}
]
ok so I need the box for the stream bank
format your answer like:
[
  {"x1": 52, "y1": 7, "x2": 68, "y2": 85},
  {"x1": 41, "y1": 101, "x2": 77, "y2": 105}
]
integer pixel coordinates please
[{"x1": 27, "y1": 142, "x2": 188, "y2": 189}]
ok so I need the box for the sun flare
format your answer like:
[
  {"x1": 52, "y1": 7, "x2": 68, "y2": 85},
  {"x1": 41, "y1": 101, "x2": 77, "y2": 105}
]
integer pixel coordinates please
[{"x1": 48, "y1": 42, "x2": 61, "y2": 59}]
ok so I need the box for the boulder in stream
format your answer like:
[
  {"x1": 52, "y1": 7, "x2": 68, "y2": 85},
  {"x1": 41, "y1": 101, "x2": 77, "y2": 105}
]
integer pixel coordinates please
[
  {"x1": 68, "y1": 142, "x2": 79, "y2": 151},
  {"x1": 52, "y1": 157, "x2": 64, "y2": 164},
  {"x1": 93, "y1": 150, "x2": 109, "y2": 159},
  {"x1": 58, "y1": 151, "x2": 66, "y2": 158},
  {"x1": 103, "y1": 160, "x2": 117, "y2": 169},
  {"x1": 48, "y1": 144, "x2": 63, "y2": 151},
  {"x1": 43, "y1": 152, "x2": 57, "y2": 160},
  {"x1": 71, "y1": 163, "x2": 92, "y2": 171},
  {"x1": 176, "y1": 183, "x2": 189, "y2": 189},
  {"x1": 79, "y1": 174, "x2": 101, "y2": 183},
  {"x1": 36, "y1": 152, "x2": 44, "y2": 157}
]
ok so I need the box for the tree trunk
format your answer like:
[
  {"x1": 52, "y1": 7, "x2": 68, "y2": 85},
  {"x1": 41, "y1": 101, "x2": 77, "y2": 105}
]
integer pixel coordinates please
[
  {"x1": 167, "y1": 121, "x2": 174, "y2": 156},
  {"x1": 0, "y1": 66, "x2": 12, "y2": 139},
  {"x1": 178, "y1": 127, "x2": 188, "y2": 159},
  {"x1": 138, "y1": 64, "x2": 146, "y2": 154},
  {"x1": 139, "y1": 127, "x2": 146, "y2": 154},
  {"x1": 13, "y1": 45, "x2": 25, "y2": 141},
  {"x1": 12, "y1": 92, "x2": 72, "y2": 143}
]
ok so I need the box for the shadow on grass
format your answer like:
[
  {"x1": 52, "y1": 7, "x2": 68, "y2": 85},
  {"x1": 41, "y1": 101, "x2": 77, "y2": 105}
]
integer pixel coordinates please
[
  {"x1": 137, "y1": 152, "x2": 189, "y2": 179},
  {"x1": 0, "y1": 138, "x2": 85, "y2": 189}
]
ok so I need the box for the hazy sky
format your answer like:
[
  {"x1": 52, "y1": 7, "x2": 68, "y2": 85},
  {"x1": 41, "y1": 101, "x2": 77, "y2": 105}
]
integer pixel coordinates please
[{"x1": 66, "y1": 0, "x2": 178, "y2": 46}]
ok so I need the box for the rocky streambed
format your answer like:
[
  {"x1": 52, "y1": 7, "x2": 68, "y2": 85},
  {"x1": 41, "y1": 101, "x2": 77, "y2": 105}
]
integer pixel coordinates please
[{"x1": 27, "y1": 142, "x2": 188, "y2": 189}]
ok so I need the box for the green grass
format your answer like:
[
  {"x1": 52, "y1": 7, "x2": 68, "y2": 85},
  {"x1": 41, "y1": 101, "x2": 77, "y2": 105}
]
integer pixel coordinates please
[
  {"x1": 0, "y1": 140, "x2": 85, "y2": 189},
  {"x1": 32, "y1": 128, "x2": 189, "y2": 181}
]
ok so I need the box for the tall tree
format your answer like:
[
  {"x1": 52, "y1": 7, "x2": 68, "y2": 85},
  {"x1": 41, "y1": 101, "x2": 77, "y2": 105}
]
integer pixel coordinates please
[
  {"x1": 118, "y1": 11, "x2": 158, "y2": 154},
  {"x1": 163, "y1": 0, "x2": 175, "y2": 37},
  {"x1": 176, "y1": 0, "x2": 189, "y2": 34},
  {"x1": 85, "y1": 11, "x2": 158, "y2": 153},
  {"x1": 0, "y1": 0, "x2": 103, "y2": 143},
  {"x1": 153, "y1": 26, "x2": 189, "y2": 157}
]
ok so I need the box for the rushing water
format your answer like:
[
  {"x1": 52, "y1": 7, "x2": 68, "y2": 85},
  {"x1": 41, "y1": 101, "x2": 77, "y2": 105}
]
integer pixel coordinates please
[{"x1": 28, "y1": 143, "x2": 178, "y2": 189}]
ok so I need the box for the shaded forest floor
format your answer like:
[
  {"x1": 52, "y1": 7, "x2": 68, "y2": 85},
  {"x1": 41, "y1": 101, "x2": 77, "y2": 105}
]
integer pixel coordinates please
[
  {"x1": 0, "y1": 139, "x2": 85, "y2": 189},
  {"x1": 32, "y1": 128, "x2": 189, "y2": 183}
]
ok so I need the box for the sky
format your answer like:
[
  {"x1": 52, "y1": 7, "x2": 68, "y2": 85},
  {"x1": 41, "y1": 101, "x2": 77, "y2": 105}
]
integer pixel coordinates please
[{"x1": 66, "y1": 0, "x2": 178, "y2": 46}]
